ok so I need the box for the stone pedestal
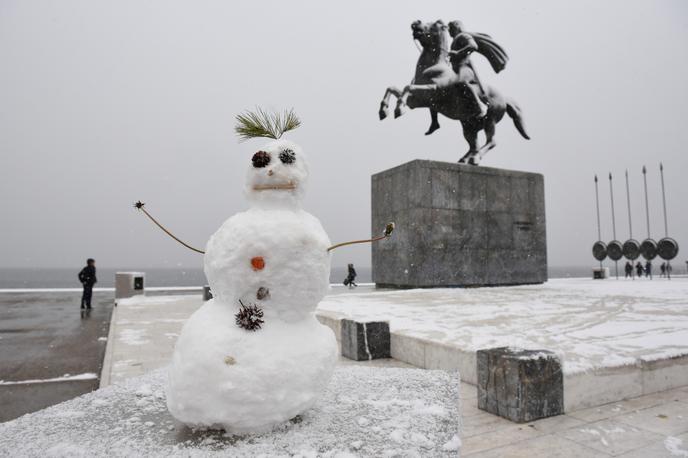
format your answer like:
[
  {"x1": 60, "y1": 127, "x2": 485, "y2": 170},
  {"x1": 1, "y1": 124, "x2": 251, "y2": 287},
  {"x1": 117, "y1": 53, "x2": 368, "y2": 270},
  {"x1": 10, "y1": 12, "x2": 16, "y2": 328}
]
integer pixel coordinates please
[
  {"x1": 372, "y1": 160, "x2": 547, "y2": 288},
  {"x1": 341, "y1": 319, "x2": 391, "y2": 361},
  {"x1": 477, "y1": 347, "x2": 563, "y2": 422}
]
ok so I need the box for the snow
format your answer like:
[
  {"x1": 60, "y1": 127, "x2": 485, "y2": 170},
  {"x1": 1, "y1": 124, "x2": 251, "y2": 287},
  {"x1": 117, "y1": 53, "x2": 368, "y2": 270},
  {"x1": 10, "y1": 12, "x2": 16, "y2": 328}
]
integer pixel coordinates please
[
  {"x1": 166, "y1": 303, "x2": 337, "y2": 432},
  {"x1": 0, "y1": 373, "x2": 98, "y2": 385},
  {"x1": 0, "y1": 367, "x2": 460, "y2": 457},
  {"x1": 318, "y1": 277, "x2": 688, "y2": 373},
  {"x1": 118, "y1": 328, "x2": 150, "y2": 346},
  {"x1": 203, "y1": 208, "x2": 331, "y2": 321},
  {"x1": 665, "y1": 436, "x2": 688, "y2": 456},
  {"x1": 167, "y1": 138, "x2": 338, "y2": 432}
]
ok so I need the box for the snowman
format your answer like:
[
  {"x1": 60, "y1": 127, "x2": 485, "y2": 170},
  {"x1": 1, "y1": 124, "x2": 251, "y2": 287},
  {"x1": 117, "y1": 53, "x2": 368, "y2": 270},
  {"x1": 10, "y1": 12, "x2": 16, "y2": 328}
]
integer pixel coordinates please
[{"x1": 145, "y1": 110, "x2": 394, "y2": 433}]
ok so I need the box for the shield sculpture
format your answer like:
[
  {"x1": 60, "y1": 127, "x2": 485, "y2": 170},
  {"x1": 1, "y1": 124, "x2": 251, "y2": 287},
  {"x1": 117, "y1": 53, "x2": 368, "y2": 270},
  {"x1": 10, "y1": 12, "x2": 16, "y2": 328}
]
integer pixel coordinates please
[
  {"x1": 657, "y1": 237, "x2": 679, "y2": 260},
  {"x1": 607, "y1": 240, "x2": 623, "y2": 261},
  {"x1": 592, "y1": 241, "x2": 607, "y2": 261},
  {"x1": 622, "y1": 239, "x2": 640, "y2": 260},
  {"x1": 640, "y1": 238, "x2": 658, "y2": 260}
]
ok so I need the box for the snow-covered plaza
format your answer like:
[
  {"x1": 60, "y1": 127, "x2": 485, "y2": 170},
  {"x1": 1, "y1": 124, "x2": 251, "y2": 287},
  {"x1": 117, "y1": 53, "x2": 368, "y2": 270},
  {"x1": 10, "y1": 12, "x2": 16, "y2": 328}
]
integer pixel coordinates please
[
  {"x1": 321, "y1": 277, "x2": 688, "y2": 374},
  {"x1": 4, "y1": 277, "x2": 688, "y2": 456},
  {"x1": 320, "y1": 277, "x2": 688, "y2": 411}
]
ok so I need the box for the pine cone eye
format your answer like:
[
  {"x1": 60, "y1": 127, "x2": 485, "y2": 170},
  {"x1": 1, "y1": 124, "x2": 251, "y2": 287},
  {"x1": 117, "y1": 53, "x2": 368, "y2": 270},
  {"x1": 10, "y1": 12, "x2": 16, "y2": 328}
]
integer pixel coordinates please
[
  {"x1": 252, "y1": 151, "x2": 271, "y2": 168},
  {"x1": 279, "y1": 149, "x2": 296, "y2": 165}
]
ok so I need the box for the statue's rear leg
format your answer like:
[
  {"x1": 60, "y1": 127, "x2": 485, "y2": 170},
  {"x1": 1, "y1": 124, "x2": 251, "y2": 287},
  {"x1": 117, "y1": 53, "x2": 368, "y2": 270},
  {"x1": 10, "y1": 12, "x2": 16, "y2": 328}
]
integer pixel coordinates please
[
  {"x1": 476, "y1": 120, "x2": 497, "y2": 164},
  {"x1": 459, "y1": 123, "x2": 480, "y2": 164},
  {"x1": 380, "y1": 86, "x2": 403, "y2": 120}
]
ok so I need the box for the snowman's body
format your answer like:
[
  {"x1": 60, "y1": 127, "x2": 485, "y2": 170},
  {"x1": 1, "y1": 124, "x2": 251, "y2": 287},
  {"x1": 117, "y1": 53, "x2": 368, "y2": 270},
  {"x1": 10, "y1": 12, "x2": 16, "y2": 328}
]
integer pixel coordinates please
[{"x1": 166, "y1": 140, "x2": 338, "y2": 432}]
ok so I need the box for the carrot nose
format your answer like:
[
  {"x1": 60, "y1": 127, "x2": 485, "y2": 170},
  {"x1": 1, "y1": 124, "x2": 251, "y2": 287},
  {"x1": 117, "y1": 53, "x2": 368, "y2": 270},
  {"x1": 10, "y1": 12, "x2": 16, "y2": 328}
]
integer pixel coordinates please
[{"x1": 251, "y1": 256, "x2": 265, "y2": 271}]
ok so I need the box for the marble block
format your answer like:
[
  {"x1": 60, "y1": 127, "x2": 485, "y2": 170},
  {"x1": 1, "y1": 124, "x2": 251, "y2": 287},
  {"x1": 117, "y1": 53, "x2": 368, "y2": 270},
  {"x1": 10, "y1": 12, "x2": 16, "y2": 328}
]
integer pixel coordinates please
[
  {"x1": 477, "y1": 347, "x2": 563, "y2": 422},
  {"x1": 341, "y1": 319, "x2": 391, "y2": 361}
]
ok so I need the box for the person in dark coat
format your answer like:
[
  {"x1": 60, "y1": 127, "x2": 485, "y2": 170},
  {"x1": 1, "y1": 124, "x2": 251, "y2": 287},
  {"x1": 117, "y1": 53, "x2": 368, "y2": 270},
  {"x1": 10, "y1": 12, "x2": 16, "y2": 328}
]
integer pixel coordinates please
[
  {"x1": 78, "y1": 258, "x2": 97, "y2": 309},
  {"x1": 635, "y1": 262, "x2": 644, "y2": 278},
  {"x1": 343, "y1": 263, "x2": 358, "y2": 289},
  {"x1": 644, "y1": 261, "x2": 652, "y2": 278},
  {"x1": 624, "y1": 261, "x2": 633, "y2": 278}
]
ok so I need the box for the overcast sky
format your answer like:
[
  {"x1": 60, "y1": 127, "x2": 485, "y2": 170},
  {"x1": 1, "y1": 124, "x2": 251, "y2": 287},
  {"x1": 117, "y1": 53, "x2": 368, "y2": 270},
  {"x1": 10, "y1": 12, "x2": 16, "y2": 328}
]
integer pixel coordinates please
[{"x1": 1, "y1": 0, "x2": 686, "y2": 271}]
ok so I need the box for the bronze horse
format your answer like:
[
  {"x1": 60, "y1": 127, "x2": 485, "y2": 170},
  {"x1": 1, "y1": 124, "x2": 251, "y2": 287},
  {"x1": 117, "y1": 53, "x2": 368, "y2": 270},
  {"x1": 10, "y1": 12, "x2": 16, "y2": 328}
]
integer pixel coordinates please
[{"x1": 379, "y1": 20, "x2": 529, "y2": 165}]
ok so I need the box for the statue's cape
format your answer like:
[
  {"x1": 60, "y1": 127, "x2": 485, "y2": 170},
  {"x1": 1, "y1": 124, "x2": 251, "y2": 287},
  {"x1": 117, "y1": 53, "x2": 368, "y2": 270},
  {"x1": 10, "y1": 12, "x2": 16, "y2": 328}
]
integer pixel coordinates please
[{"x1": 471, "y1": 33, "x2": 509, "y2": 73}]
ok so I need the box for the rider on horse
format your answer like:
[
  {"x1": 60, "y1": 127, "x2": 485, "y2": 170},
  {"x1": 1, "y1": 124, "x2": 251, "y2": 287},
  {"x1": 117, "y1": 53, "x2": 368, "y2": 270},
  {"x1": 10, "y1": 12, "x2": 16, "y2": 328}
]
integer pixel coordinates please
[{"x1": 425, "y1": 20, "x2": 508, "y2": 136}]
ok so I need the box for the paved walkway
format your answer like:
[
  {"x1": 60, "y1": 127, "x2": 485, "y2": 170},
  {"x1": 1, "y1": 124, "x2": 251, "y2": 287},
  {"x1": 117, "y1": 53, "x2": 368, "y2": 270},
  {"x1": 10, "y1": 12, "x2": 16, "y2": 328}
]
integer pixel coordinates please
[
  {"x1": 0, "y1": 291, "x2": 113, "y2": 422},
  {"x1": 104, "y1": 293, "x2": 688, "y2": 457}
]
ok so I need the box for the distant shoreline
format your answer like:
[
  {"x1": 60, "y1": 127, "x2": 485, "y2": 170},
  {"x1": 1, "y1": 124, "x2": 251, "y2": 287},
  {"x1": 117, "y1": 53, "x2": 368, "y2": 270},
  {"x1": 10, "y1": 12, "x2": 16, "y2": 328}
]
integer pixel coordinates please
[{"x1": 1, "y1": 265, "x2": 677, "y2": 290}]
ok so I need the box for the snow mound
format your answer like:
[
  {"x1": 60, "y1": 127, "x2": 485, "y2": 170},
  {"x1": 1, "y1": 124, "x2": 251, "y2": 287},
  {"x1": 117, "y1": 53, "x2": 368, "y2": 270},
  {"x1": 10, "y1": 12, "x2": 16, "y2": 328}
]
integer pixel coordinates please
[{"x1": 0, "y1": 367, "x2": 461, "y2": 457}]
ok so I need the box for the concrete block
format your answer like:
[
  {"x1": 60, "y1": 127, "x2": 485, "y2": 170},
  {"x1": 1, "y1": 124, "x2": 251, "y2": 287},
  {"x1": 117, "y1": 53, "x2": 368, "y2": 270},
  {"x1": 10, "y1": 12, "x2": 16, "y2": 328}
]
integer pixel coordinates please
[
  {"x1": 564, "y1": 364, "x2": 642, "y2": 412},
  {"x1": 477, "y1": 347, "x2": 563, "y2": 422},
  {"x1": 593, "y1": 267, "x2": 609, "y2": 279},
  {"x1": 202, "y1": 285, "x2": 213, "y2": 301},
  {"x1": 640, "y1": 354, "x2": 688, "y2": 395},
  {"x1": 425, "y1": 342, "x2": 478, "y2": 385},
  {"x1": 115, "y1": 272, "x2": 145, "y2": 302},
  {"x1": 372, "y1": 160, "x2": 547, "y2": 287},
  {"x1": 341, "y1": 319, "x2": 391, "y2": 361},
  {"x1": 390, "y1": 333, "x2": 426, "y2": 368}
]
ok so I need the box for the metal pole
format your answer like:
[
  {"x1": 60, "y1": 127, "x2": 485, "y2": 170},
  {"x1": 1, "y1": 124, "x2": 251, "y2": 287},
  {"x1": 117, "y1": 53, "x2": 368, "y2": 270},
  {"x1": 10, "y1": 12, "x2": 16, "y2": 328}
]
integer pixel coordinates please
[
  {"x1": 659, "y1": 163, "x2": 671, "y2": 280},
  {"x1": 594, "y1": 175, "x2": 603, "y2": 270},
  {"x1": 609, "y1": 173, "x2": 618, "y2": 279},
  {"x1": 642, "y1": 166, "x2": 650, "y2": 238},
  {"x1": 625, "y1": 170, "x2": 634, "y2": 279},
  {"x1": 659, "y1": 163, "x2": 668, "y2": 237}
]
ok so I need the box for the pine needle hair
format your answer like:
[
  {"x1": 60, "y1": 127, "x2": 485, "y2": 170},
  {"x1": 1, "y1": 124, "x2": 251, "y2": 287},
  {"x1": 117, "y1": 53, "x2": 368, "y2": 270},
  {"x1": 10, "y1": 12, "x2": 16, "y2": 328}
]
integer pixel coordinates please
[{"x1": 235, "y1": 107, "x2": 301, "y2": 142}]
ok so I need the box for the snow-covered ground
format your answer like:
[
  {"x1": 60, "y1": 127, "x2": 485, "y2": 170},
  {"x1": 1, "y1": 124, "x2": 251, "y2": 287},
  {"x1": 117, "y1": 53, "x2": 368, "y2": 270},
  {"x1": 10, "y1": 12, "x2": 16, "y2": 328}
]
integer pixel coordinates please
[
  {"x1": 0, "y1": 367, "x2": 460, "y2": 457},
  {"x1": 318, "y1": 278, "x2": 688, "y2": 374}
]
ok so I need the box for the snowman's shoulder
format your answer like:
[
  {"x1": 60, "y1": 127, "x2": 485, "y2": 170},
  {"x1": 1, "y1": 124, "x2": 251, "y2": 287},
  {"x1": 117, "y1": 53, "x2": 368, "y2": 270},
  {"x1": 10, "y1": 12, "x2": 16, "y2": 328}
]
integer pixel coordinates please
[
  {"x1": 214, "y1": 211, "x2": 263, "y2": 232},
  {"x1": 296, "y1": 210, "x2": 326, "y2": 228}
]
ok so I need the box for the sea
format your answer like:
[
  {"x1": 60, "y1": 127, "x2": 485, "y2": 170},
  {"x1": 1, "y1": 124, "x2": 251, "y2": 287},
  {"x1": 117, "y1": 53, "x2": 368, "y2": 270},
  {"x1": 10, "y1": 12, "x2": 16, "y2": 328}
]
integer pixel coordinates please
[{"x1": 0, "y1": 266, "x2": 594, "y2": 289}]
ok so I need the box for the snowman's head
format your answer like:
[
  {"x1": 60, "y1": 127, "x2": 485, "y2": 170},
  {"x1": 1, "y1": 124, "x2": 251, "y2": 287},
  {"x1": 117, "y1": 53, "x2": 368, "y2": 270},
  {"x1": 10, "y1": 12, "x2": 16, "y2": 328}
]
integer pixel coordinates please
[{"x1": 245, "y1": 139, "x2": 309, "y2": 209}]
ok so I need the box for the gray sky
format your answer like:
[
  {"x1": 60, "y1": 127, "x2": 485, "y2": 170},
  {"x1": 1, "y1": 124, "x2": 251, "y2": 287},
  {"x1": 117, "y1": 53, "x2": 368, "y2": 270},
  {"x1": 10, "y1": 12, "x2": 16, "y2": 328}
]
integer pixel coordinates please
[{"x1": 1, "y1": 0, "x2": 687, "y2": 270}]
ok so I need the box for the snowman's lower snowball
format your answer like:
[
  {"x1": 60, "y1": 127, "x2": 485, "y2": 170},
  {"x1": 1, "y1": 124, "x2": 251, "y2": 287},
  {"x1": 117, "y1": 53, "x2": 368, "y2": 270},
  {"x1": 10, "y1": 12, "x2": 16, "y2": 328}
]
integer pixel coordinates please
[{"x1": 166, "y1": 299, "x2": 337, "y2": 432}]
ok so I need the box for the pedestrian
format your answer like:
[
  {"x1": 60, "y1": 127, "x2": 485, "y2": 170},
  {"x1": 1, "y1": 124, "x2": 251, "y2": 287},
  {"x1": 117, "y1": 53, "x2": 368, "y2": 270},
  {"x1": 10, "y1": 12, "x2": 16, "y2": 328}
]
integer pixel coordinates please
[
  {"x1": 644, "y1": 261, "x2": 652, "y2": 278},
  {"x1": 635, "y1": 262, "x2": 644, "y2": 278},
  {"x1": 78, "y1": 258, "x2": 97, "y2": 309},
  {"x1": 343, "y1": 263, "x2": 358, "y2": 289},
  {"x1": 666, "y1": 262, "x2": 673, "y2": 277},
  {"x1": 624, "y1": 261, "x2": 633, "y2": 278},
  {"x1": 660, "y1": 262, "x2": 666, "y2": 278}
]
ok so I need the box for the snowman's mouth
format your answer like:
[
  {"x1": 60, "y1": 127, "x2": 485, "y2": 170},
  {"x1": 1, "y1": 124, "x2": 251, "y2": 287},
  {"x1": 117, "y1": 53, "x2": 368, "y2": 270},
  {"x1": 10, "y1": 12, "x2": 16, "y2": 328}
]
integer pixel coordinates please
[{"x1": 253, "y1": 181, "x2": 296, "y2": 191}]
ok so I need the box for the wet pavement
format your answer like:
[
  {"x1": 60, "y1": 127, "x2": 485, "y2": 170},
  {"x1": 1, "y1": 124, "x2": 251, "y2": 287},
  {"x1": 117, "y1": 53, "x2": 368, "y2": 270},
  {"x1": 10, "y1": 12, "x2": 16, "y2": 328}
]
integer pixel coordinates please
[{"x1": 0, "y1": 291, "x2": 113, "y2": 422}]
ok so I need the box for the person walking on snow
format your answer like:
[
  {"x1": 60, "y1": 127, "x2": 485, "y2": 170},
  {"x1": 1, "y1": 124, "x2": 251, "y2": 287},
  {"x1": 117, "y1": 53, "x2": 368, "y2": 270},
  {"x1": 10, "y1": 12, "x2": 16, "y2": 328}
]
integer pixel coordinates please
[
  {"x1": 78, "y1": 258, "x2": 97, "y2": 309},
  {"x1": 624, "y1": 261, "x2": 633, "y2": 278},
  {"x1": 635, "y1": 262, "x2": 644, "y2": 278},
  {"x1": 343, "y1": 263, "x2": 358, "y2": 289}
]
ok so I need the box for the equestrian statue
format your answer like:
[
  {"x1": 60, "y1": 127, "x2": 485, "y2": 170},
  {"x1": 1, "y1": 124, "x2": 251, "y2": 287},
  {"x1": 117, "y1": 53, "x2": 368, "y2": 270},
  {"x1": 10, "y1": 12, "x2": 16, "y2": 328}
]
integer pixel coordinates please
[{"x1": 379, "y1": 20, "x2": 530, "y2": 165}]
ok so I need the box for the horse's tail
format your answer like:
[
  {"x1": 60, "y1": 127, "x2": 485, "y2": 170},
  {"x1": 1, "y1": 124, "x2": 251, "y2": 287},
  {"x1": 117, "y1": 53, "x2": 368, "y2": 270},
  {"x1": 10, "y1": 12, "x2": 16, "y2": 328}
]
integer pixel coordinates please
[{"x1": 506, "y1": 99, "x2": 530, "y2": 140}]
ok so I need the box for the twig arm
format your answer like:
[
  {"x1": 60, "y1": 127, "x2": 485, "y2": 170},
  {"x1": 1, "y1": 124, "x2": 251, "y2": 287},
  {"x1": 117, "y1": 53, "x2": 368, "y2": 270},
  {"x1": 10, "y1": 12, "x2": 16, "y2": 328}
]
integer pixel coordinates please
[
  {"x1": 327, "y1": 222, "x2": 395, "y2": 252},
  {"x1": 134, "y1": 201, "x2": 205, "y2": 254}
]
